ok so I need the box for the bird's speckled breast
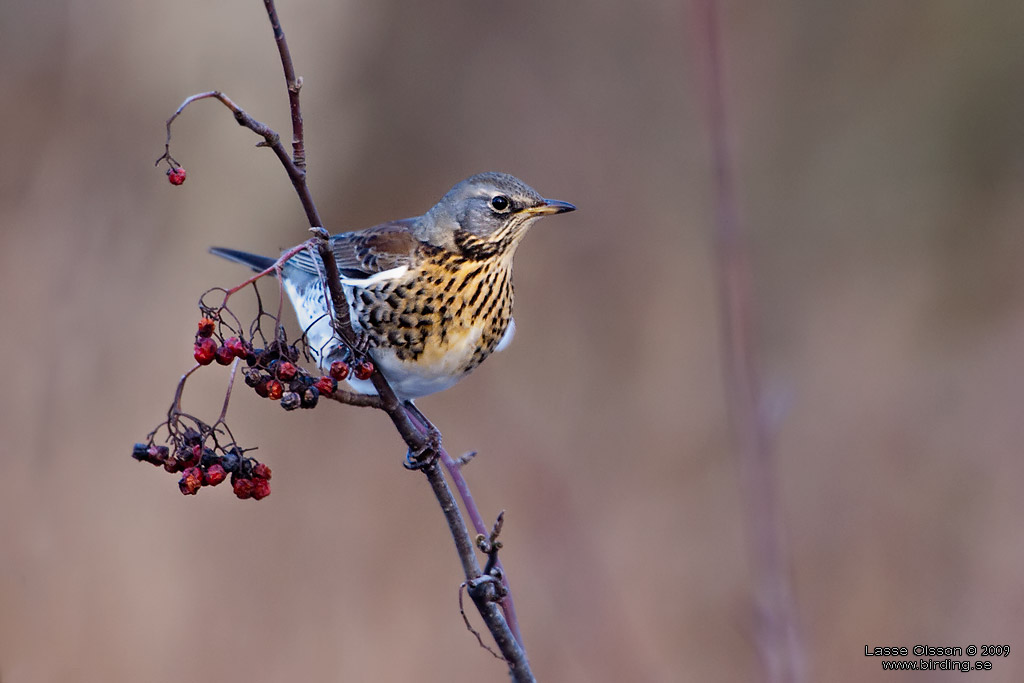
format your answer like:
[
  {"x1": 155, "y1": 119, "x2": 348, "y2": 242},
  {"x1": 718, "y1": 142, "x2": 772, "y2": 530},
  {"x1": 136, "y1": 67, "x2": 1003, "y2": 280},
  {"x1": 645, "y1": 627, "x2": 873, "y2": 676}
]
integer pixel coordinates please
[{"x1": 343, "y1": 248, "x2": 514, "y2": 398}]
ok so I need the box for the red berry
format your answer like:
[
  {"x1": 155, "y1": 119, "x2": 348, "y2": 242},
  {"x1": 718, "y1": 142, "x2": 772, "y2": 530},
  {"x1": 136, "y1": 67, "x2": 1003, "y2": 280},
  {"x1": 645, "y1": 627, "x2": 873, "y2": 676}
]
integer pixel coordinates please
[
  {"x1": 251, "y1": 462, "x2": 272, "y2": 480},
  {"x1": 215, "y1": 345, "x2": 235, "y2": 365},
  {"x1": 251, "y1": 478, "x2": 271, "y2": 500},
  {"x1": 329, "y1": 360, "x2": 350, "y2": 381},
  {"x1": 225, "y1": 337, "x2": 248, "y2": 359},
  {"x1": 314, "y1": 376, "x2": 336, "y2": 397},
  {"x1": 232, "y1": 477, "x2": 254, "y2": 499},
  {"x1": 197, "y1": 318, "x2": 216, "y2": 337},
  {"x1": 276, "y1": 361, "x2": 297, "y2": 381},
  {"x1": 354, "y1": 359, "x2": 374, "y2": 381},
  {"x1": 194, "y1": 337, "x2": 217, "y2": 365},
  {"x1": 265, "y1": 379, "x2": 284, "y2": 400},
  {"x1": 203, "y1": 464, "x2": 227, "y2": 487},
  {"x1": 254, "y1": 379, "x2": 270, "y2": 398},
  {"x1": 179, "y1": 467, "x2": 203, "y2": 495},
  {"x1": 167, "y1": 166, "x2": 187, "y2": 186}
]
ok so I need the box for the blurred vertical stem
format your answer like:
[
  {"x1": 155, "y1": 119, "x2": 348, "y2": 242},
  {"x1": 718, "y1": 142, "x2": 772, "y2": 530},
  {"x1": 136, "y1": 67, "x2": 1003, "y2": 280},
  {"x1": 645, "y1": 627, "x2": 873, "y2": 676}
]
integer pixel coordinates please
[{"x1": 690, "y1": 1, "x2": 807, "y2": 682}]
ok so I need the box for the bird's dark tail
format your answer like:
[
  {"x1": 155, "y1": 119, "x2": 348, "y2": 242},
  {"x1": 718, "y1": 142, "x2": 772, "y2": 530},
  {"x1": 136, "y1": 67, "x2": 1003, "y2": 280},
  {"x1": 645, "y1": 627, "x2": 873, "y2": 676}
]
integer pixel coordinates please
[{"x1": 209, "y1": 247, "x2": 277, "y2": 273}]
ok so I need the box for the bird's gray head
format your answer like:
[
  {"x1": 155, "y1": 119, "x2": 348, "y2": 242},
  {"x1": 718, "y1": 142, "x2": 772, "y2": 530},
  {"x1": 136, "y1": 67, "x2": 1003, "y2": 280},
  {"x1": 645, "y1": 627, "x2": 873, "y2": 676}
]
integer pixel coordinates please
[{"x1": 420, "y1": 172, "x2": 575, "y2": 258}]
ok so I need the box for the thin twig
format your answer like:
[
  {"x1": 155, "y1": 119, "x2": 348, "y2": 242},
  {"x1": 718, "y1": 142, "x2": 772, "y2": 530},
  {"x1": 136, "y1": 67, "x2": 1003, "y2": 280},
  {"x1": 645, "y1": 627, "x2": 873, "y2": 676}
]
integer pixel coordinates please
[
  {"x1": 217, "y1": 358, "x2": 240, "y2": 423},
  {"x1": 459, "y1": 582, "x2": 505, "y2": 660},
  {"x1": 691, "y1": 2, "x2": 807, "y2": 682},
  {"x1": 157, "y1": 90, "x2": 322, "y2": 228},
  {"x1": 169, "y1": 364, "x2": 203, "y2": 418},
  {"x1": 263, "y1": 0, "x2": 307, "y2": 169}
]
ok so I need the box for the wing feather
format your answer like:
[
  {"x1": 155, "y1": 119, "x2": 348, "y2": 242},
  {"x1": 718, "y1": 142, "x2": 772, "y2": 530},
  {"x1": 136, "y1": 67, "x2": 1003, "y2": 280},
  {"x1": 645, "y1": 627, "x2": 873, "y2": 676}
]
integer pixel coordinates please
[{"x1": 284, "y1": 219, "x2": 420, "y2": 279}]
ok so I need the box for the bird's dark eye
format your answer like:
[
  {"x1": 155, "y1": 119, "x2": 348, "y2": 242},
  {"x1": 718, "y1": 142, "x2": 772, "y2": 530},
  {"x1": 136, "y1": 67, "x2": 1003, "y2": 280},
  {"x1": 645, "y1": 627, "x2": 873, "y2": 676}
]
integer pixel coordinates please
[{"x1": 490, "y1": 195, "x2": 511, "y2": 212}]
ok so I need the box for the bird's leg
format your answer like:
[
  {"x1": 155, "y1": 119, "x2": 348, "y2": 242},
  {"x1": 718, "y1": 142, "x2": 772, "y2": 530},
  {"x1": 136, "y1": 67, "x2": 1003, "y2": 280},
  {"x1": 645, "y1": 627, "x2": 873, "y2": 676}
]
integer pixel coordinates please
[{"x1": 402, "y1": 400, "x2": 443, "y2": 470}]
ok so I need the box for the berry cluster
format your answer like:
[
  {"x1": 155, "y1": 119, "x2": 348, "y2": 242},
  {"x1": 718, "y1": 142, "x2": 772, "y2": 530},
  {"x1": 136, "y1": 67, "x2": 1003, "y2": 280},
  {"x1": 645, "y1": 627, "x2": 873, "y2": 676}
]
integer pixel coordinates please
[
  {"x1": 241, "y1": 349, "x2": 372, "y2": 411},
  {"x1": 131, "y1": 427, "x2": 271, "y2": 500},
  {"x1": 194, "y1": 317, "x2": 251, "y2": 366},
  {"x1": 135, "y1": 306, "x2": 376, "y2": 502}
]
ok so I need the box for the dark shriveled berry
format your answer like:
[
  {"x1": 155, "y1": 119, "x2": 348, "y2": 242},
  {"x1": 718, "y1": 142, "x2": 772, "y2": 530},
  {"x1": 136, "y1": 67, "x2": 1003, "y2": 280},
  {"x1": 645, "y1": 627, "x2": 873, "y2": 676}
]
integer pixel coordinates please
[
  {"x1": 301, "y1": 386, "x2": 320, "y2": 409},
  {"x1": 132, "y1": 444, "x2": 168, "y2": 466},
  {"x1": 180, "y1": 444, "x2": 202, "y2": 468},
  {"x1": 220, "y1": 450, "x2": 241, "y2": 473},
  {"x1": 235, "y1": 458, "x2": 254, "y2": 480},
  {"x1": 197, "y1": 318, "x2": 216, "y2": 337},
  {"x1": 131, "y1": 443, "x2": 150, "y2": 462},
  {"x1": 199, "y1": 449, "x2": 219, "y2": 468},
  {"x1": 280, "y1": 391, "x2": 301, "y2": 411}
]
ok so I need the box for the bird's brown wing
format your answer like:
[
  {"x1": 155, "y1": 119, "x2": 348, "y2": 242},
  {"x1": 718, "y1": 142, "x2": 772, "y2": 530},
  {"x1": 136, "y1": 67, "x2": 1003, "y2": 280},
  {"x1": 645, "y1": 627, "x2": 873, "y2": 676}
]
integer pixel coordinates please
[{"x1": 285, "y1": 219, "x2": 421, "y2": 279}]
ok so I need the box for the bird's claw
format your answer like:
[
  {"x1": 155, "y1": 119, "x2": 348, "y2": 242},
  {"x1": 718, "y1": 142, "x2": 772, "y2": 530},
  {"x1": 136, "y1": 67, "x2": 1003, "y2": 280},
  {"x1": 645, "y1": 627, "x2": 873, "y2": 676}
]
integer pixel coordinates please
[{"x1": 402, "y1": 428, "x2": 442, "y2": 470}]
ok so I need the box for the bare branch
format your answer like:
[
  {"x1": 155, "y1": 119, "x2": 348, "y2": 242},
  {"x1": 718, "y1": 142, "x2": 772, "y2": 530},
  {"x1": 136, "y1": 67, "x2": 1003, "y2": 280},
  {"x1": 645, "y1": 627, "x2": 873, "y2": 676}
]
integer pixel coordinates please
[{"x1": 262, "y1": 0, "x2": 307, "y2": 169}]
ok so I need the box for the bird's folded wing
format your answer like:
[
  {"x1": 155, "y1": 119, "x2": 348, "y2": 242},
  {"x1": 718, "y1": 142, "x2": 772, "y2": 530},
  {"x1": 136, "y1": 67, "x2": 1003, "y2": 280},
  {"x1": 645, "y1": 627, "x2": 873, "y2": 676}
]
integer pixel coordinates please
[{"x1": 284, "y1": 219, "x2": 420, "y2": 279}]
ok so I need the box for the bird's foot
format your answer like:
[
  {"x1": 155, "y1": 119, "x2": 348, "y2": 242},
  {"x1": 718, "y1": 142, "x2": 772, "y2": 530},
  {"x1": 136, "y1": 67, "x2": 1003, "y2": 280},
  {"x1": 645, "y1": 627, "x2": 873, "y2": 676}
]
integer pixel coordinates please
[{"x1": 403, "y1": 426, "x2": 442, "y2": 470}]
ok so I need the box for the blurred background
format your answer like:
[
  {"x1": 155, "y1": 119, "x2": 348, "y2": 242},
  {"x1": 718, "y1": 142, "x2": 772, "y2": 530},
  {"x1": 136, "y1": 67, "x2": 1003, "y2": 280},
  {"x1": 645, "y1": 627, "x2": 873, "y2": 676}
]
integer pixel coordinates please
[{"x1": 2, "y1": 1, "x2": 1023, "y2": 681}]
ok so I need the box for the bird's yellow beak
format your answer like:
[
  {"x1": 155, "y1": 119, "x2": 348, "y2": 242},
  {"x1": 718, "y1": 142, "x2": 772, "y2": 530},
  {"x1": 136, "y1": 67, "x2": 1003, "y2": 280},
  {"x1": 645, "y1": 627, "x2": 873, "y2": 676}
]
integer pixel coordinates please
[{"x1": 524, "y1": 198, "x2": 576, "y2": 216}]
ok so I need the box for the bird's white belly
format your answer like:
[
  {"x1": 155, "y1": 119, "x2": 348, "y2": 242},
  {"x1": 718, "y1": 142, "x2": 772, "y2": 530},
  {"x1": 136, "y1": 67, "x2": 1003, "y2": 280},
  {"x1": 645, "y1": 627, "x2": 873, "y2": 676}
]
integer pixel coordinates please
[{"x1": 345, "y1": 325, "x2": 485, "y2": 400}]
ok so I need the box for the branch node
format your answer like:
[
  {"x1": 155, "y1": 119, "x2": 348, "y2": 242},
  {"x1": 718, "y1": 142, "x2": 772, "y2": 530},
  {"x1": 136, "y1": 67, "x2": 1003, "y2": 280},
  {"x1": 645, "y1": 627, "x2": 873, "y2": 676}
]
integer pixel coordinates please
[{"x1": 475, "y1": 511, "x2": 507, "y2": 578}]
